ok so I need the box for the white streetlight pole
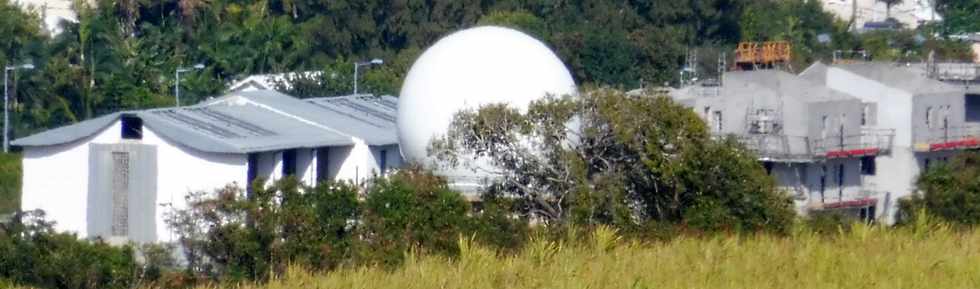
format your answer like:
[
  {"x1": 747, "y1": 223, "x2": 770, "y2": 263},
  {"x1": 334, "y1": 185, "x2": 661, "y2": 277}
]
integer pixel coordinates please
[
  {"x1": 4, "y1": 63, "x2": 34, "y2": 153},
  {"x1": 175, "y1": 63, "x2": 205, "y2": 107},
  {"x1": 353, "y1": 58, "x2": 383, "y2": 95}
]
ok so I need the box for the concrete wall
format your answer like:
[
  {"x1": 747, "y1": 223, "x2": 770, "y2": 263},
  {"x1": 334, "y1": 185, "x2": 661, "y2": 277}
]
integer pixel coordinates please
[
  {"x1": 912, "y1": 92, "x2": 968, "y2": 143},
  {"x1": 22, "y1": 120, "x2": 247, "y2": 242}
]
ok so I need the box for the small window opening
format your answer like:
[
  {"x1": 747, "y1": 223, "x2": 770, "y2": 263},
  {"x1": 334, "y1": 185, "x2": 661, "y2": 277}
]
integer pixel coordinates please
[
  {"x1": 316, "y1": 148, "x2": 330, "y2": 183},
  {"x1": 712, "y1": 110, "x2": 723, "y2": 132},
  {"x1": 282, "y1": 149, "x2": 297, "y2": 177},
  {"x1": 926, "y1": 106, "x2": 933, "y2": 128},
  {"x1": 247, "y1": 153, "x2": 258, "y2": 190},
  {"x1": 380, "y1": 149, "x2": 388, "y2": 175},
  {"x1": 121, "y1": 116, "x2": 142, "y2": 140},
  {"x1": 860, "y1": 156, "x2": 876, "y2": 175}
]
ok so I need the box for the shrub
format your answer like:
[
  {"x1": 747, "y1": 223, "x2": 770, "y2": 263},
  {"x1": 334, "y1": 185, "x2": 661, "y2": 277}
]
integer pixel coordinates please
[
  {"x1": 358, "y1": 167, "x2": 470, "y2": 266},
  {"x1": 0, "y1": 210, "x2": 140, "y2": 289},
  {"x1": 166, "y1": 178, "x2": 361, "y2": 281},
  {"x1": 901, "y1": 152, "x2": 980, "y2": 226}
]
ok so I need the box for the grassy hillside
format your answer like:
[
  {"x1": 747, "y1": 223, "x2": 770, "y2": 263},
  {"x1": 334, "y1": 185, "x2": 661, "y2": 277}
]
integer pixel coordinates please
[
  {"x1": 0, "y1": 153, "x2": 21, "y2": 215},
  {"x1": 226, "y1": 224, "x2": 980, "y2": 289}
]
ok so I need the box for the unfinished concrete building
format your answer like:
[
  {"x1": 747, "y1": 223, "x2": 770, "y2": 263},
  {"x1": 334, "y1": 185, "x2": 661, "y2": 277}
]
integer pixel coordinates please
[
  {"x1": 670, "y1": 69, "x2": 895, "y2": 222},
  {"x1": 672, "y1": 59, "x2": 980, "y2": 224}
]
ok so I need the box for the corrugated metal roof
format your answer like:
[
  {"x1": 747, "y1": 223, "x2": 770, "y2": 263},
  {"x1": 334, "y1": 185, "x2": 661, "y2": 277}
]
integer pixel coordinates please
[
  {"x1": 304, "y1": 95, "x2": 399, "y2": 145},
  {"x1": 12, "y1": 90, "x2": 398, "y2": 153}
]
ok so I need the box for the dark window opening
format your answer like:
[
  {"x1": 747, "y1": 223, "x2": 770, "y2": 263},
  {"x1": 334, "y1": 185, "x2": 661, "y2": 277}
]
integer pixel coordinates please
[
  {"x1": 282, "y1": 149, "x2": 297, "y2": 177},
  {"x1": 121, "y1": 116, "x2": 142, "y2": 139},
  {"x1": 380, "y1": 149, "x2": 388, "y2": 174},
  {"x1": 965, "y1": 94, "x2": 980, "y2": 122},
  {"x1": 316, "y1": 148, "x2": 330, "y2": 183},
  {"x1": 859, "y1": 206, "x2": 876, "y2": 223},
  {"x1": 860, "y1": 156, "x2": 876, "y2": 175},
  {"x1": 819, "y1": 166, "x2": 827, "y2": 203},
  {"x1": 763, "y1": 161, "x2": 774, "y2": 175},
  {"x1": 837, "y1": 163, "x2": 845, "y2": 200},
  {"x1": 247, "y1": 153, "x2": 258, "y2": 191}
]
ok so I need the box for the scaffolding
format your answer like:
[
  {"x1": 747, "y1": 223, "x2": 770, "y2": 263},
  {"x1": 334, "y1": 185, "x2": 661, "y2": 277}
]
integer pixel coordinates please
[{"x1": 733, "y1": 41, "x2": 792, "y2": 70}]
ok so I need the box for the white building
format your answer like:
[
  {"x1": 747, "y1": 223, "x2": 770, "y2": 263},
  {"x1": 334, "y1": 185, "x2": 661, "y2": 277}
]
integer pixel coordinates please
[
  {"x1": 670, "y1": 70, "x2": 894, "y2": 220},
  {"x1": 817, "y1": 0, "x2": 940, "y2": 30},
  {"x1": 671, "y1": 62, "x2": 974, "y2": 224},
  {"x1": 12, "y1": 90, "x2": 401, "y2": 243}
]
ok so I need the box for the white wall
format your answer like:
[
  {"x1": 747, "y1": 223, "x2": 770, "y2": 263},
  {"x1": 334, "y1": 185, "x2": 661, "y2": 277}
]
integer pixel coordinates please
[{"x1": 21, "y1": 120, "x2": 247, "y2": 242}]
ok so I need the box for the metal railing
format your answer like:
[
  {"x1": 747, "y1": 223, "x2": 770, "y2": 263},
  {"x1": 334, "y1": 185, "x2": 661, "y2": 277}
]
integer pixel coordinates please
[
  {"x1": 811, "y1": 128, "x2": 895, "y2": 158},
  {"x1": 731, "y1": 134, "x2": 812, "y2": 162},
  {"x1": 915, "y1": 123, "x2": 980, "y2": 151}
]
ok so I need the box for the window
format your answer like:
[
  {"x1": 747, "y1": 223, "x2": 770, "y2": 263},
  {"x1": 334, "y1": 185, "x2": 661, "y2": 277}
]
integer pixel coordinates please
[
  {"x1": 247, "y1": 153, "x2": 258, "y2": 190},
  {"x1": 282, "y1": 149, "x2": 297, "y2": 177},
  {"x1": 819, "y1": 165, "x2": 827, "y2": 203},
  {"x1": 926, "y1": 106, "x2": 933, "y2": 128},
  {"x1": 712, "y1": 110, "x2": 723, "y2": 132},
  {"x1": 837, "y1": 163, "x2": 845, "y2": 200},
  {"x1": 121, "y1": 116, "x2": 142, "y2": 140},
  {"x1": 861, "y1": 104, "x2": 869, "y2": 126},
  {"x1": 379, "y1": 149, "x2": 388, "y2": 175},
  {"x1": 316, "y1": 148, "x2": 330, "y2": 183},
  {"x1": 860, "y1": 156, "x2": 876, "y2": 175},
  {"x1": 111, "y1": 152, "x2": 130, "y2": 236},
  {"x1": 821, "y1": 115, "x2": 829, "y2": 139}
]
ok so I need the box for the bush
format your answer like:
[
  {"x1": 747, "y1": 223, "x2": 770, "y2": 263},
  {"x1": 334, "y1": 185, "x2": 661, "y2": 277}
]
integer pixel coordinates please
[
  {"x1": 0, "y1": 210, "x2": 141, "y2": 289},
  {"x1": 166, "y1": 178, "x2": 361, "y2": 281},
  {"x1": 358, "y1": 167, "x2": 470, "y2": 266},
  {"x1": 901, "y1": 152, "x2": 980, "y2": 226}
]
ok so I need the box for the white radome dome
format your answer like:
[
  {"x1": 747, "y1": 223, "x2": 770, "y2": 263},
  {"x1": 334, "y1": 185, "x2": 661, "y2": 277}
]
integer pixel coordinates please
[{"x1": 397, "y1": 26, "x2": 576, "y2": 186}]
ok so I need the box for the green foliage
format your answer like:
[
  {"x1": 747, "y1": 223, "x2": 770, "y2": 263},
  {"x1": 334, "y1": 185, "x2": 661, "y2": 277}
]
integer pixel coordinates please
[
  {"x1": 900, "y1": 152, "x2": 980, "y2": 226},
  {"x1": 432, "y1": 88, "x2": 794, "y2": 233},
  {"x1": 0, "y1": 153, "x2": 20, "y2": 215},
  {"x1": 937, "y1": 0, "x2": 980, "y2": 34},
  {"x1": 0, "y1": 210, "x2": 142, "y2": 289},
  {"x1": 359, "y1": 167, "x2": 470, "y2": 266},
  {"x1": 166, "y1": 178, "x2": 362, "y2": 281}
]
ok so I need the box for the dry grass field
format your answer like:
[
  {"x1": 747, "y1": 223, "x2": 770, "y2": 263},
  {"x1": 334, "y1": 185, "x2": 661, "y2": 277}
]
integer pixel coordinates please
[{"x1": 214, "y1": 221, "x2": 980, "y2": 289}]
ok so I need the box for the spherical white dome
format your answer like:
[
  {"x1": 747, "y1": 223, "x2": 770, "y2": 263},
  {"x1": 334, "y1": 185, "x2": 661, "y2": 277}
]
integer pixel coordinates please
[{"x1": 397, "y1": 26, "x2": 576, "y2": 182}]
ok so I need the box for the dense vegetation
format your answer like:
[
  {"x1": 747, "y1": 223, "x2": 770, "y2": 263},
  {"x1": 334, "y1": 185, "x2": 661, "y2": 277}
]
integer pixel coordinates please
[
  {"x1": 0, "y1": 153, "x2": 20, "y2": 215},
  {"x1": 0, "y1": 0, "x2": 975, "y2": 141},
  {"x1": 431, "y1": 88, "x2": 794, "y2": 232},
  {"x1": 901, "y1": 152, "x2": 980, "y2": 226}
]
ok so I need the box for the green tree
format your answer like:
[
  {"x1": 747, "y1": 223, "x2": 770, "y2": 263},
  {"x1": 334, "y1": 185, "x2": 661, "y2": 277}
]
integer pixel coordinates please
[
  {"x1": 358, "y1": 166, "x2": 470, "y2": 266},
  {"x1": 900, "y1": 152, "x2": 980, "y2": 225},
  {"x1": 431, "y1": 88, "x2": 794, "y2": 232}
]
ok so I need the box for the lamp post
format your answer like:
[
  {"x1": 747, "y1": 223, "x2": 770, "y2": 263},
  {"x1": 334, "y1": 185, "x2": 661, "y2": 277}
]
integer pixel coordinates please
[
  {"x1": 175, "y1": 63, "x2": 205, "y2": 107},
  {"x1": 353, "y1": 58, "x2": 383, "y2": 95},
  {"x1": 4, "y1": 63, "x2": 34, "y2": 153}
]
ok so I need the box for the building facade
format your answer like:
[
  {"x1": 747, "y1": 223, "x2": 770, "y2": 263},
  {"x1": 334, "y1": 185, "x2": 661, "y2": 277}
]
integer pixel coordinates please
[{"x1": 13, "y1": 90, "x2": 401, "y2": 243}]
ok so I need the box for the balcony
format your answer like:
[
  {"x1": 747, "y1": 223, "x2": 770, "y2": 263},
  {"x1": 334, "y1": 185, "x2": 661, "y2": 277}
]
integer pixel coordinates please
[
  {"x1": 811, "y1": 128, "x2": 895, "y2": 159},
  {"x1": 732, "y1": 134, "x2": 812, "y2": 162},
  {"x1": 914, "y1": 123, "x2": 980, "y2": 152}
]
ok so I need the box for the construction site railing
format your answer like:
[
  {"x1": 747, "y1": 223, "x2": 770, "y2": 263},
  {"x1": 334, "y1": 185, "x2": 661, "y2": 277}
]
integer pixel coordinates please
[
  {"x1": 811, "y1": 128, "x2": 895, "y2": 158},
  {"x1": 916, "y1": 123, "x2": 980, "y2": 151},
  {"x1": 727, "y1": 134, "x2": 812, "y2": 162}
]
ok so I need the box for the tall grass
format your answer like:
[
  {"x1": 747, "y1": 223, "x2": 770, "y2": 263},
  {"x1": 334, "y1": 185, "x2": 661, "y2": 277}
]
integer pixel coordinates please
[{"x1": 206, "y1": 222, "x2": 980, "y2": 289}]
